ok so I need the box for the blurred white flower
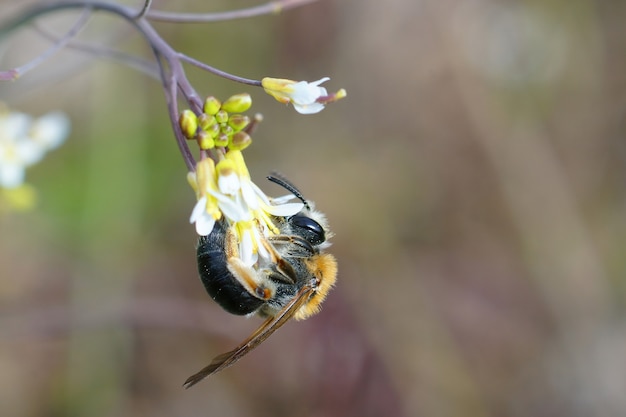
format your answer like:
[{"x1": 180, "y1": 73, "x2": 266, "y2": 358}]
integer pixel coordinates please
[{"x1": 0, "y1": 109, "x2": 70, "y2": 189}]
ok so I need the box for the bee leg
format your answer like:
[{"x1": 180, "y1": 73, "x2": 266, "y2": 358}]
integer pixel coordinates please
[
  {"x1": 224, "y1": 226, "x2": 276, "y2": 301},
  {"x1": 227, "y1": 257, "x2": 275, "y2": 300},
  {"x1": 259, "y1": 238, "x2": 298, "y2": 284},
  {"x1": 268, "y1": 235, "x2": 315, "y2": 257}
]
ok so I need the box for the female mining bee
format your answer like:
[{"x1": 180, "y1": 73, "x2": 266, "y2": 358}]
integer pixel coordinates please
[{"x1": 183, "y1": 175, "x2": 337, "y2": 388}]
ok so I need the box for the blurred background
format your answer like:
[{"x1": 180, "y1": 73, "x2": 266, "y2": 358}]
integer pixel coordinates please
[{"x1": 1, "y1": 0, "x2": 626, "y2": 416}]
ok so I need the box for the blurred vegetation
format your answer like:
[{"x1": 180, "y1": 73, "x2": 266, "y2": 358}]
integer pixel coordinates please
[{"x1": 2, "y1": 0, "x2": 626, "y2": 416}]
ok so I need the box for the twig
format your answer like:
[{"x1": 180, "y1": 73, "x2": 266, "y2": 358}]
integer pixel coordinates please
[
  {"x1": 134, "y1": 0, "x2": 153, "y2": 20},
  {"x1": 0, "y1": 7, "x2": 92, "y2": 81},
  {"x1": 146, "y1": 0, "x2": 316, "y2": 23},
  {"x1": 33, "y1": 21, "x2": 160, "y2": 79},
  {"x1": 178, "y1": 53, "x2": 262, "y2": 87}
]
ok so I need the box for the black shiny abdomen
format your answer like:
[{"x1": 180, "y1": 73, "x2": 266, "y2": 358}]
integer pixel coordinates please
[{"x1": 197, "y1": 219, "x2": 264, "y2": 315}]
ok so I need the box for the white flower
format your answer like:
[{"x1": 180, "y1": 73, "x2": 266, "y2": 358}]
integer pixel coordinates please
[
  {"x1": 0, "y1": 109, "x2": 69, "y2": 189},
  {"x1": 189, "y1": 151, "x2": 304, "y2": 266},
  {"x1": 262, "y1": 77, "x2": 347, "y2": 115}
]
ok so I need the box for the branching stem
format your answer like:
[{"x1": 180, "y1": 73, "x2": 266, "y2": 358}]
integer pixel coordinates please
[{"x1": 0, "y1": 1, "x2": 282, "y2": 171}]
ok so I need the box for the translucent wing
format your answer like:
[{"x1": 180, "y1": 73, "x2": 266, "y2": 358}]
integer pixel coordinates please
[{"x1": 183, "y1": 282, "x2": 316, "y2": 388}]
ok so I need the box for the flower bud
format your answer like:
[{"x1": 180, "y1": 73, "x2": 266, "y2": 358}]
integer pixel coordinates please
[
  {"x1": 228, "y1": 131, "x2": 252, "y2": 151},
  {"x1": 179, "y1": 110, "x2": 198, "y2": 139},
  {"x1": 221, "y1": 93, "x2": 252, "y2": 113},
  {"x1": 197, "y1": 130, "x2": 215, "y2": 150},
  {"x1": 220, "y1": 124, "x2": 234, "y2": 137},
  {"x1": 228, "y1": 114, "x2": 250, "y2": 132},
  {"x1": 204, "y1": 121, "x2": 220, "y2": 138},
  {"x1": 215, "y1": 110, "x2": 229, "y2": 124},
  {"x1": 214, "y1": 133, "x2": 229, "y2": 147},
  {"x1": 203, "y1": 96, "x2": 222, "y2": 115},
  {"x1": 198, "y1": 114, "x2": 216, "y2": 131}
]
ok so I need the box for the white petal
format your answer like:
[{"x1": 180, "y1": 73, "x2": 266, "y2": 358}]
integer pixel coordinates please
[
  {"x1": 0, "y1": 163, "x2": 26, "y2": 188},
  {"x1": 249, "y1": 181, "x2": 272, "y2": 206},
  {"x1": 311, "y1": 77, "x2": 330, "y2": 86},
  {"x1": 291, "y1": 78, "x2": 329, "y2": 105},
  {"x1": 217, "y1": 172, "x2": 240, "y2": 195},
  {"x1": 291, "y1": 83, "x2": 324, "y2": 105},
  {"x1": 195, "y1": 213, "x2": 216, "y2": 236},
  {"x1": 271, "y1": 194, "x2": 298, "y2": 204},
  {"x1": 0, "y1": 113, "x2": 31, "y2": 139},
  {"x1": 240, "y1": 180, "x2": 261, "y2": 210},
  {"x1": 189, "y1": 196, "x2": 207, "y2": 223},
  {"x1": 264, "y1": 202, "x2": 304, "y2": 216},
  {"x1": 255, "y1": 228, "x2": 270, "y2": 261},
  {"x1": 239, "y1": 230, "x2": 255, "y2": 266},
  {"x1": 16, "y1": 140, "x2": 45, "y2": 165},
  {"x1": 293, "y1": 102, "x2": 326, "y2": 114},
  {"x1": 30, "y1": 112, "x2": 70, "y2": 150},
  {"x1": 208, "y1": 189, "x2": 249, "y2": 222}
]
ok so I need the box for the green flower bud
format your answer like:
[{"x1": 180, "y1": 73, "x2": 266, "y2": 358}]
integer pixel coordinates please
[
  {"x1": 179, "y1": 110, "x2": 198, "y2": 139},
  {"x1": 220, "y1": 124, "x2": 234, "y2": 137},
  {"x1": 229, "y1": 131, "x2": 252, "y2": 151},
  {"x1": 221, "y1": 93, "x2": 252, "y2": 113},
  {"x1": 197, "y1": 130, "x2": 215, "y2": 150},
  {"x1": 228, "y1": 114, "x2": 250, "y2": 132},
  {"x1": 215, "y1": 110, "x2": 229, "y2": 124},
  {"x1": 198, "y1": 114, "x2": 217, "y2": 131},
  {"x1": 214, "y1": 133, "x2": 229, "y2": 147},
  {"x1": 206, "y1": 122, "x2": 220, "y2": 138},
  {"x1": 203, "y1": 96, "x2": 221, "y2": 115}
]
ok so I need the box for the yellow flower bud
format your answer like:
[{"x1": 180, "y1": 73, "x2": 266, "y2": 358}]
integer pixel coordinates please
[
  {"x1": 221, "y1": 93, "x2": 252, "y2": 113},
  {"x1": 220, "y1": 124, "x2": 234, "y2": 137},
  {"x1": 203, "y1": 96, "x2": 222, "y2": 115},
  {"x1": 179, "y1": 110, "x2": 198, "y2": 139},
  {"x1": 197, "y1": 130, "x2": 215, "y2": 150},
  {"x1": 198, "y1": 114, "x2": 216, "y2": 131},
  {"x1": 228, "y1": 114, "x2": 250, "y2": 132},
  {"x1": 206, "y1": 122, "x2": 220, "y2": 138},
  {"x1": 214, "y1": 133, "x2": 229, "y2": 147},
  {"x1": 229, "y1": 131, "x2": 252, "y2": 151},
  {"x1": 215, "y1": 110, "x2": 229, "y2": 124}
]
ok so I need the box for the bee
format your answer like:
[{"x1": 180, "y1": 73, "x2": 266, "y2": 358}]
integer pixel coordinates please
[{"x1": 183, "y1": 175, "x2": 337, "y2": 388}]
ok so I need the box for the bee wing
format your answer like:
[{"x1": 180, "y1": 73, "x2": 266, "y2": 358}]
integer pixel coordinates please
[{"x1": 183, "y1": 282, "x2": 316, "y2": 388}]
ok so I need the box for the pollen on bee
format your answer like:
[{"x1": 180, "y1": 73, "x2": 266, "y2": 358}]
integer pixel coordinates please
[{"x1": 294, "y1": 253, "x2": 338, "y2": 321}]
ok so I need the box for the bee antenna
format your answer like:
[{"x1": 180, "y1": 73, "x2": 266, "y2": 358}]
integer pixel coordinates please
[{"x1": 267, "y1": 173, "x2": 310, "y2": 210}]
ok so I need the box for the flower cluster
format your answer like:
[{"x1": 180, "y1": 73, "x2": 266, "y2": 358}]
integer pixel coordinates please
[
  {"x1": 188, "y1": 150, "x2": 303, "y2": 266},
  {"x1": 182, "y1": 94, "x2": 305, "y2": 266},
  {"x1": 180, "y1": 94, "x2": 253, "y2": 151},
  {"x1": 0, "y1": 105, "x2": 69, "y2": 189},
  {"x1": 0, "y1": 104, "x2": 69, "y2": 211}
]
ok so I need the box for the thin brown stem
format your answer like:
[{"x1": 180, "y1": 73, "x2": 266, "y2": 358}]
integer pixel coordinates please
[{"x1": 178, "y1": 53, "x2": 262, "y2": 87}]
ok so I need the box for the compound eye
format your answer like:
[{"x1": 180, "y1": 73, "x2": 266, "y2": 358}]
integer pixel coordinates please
[{"x1": 291, "y1": 215, "x2": 325, "y2": 245}]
